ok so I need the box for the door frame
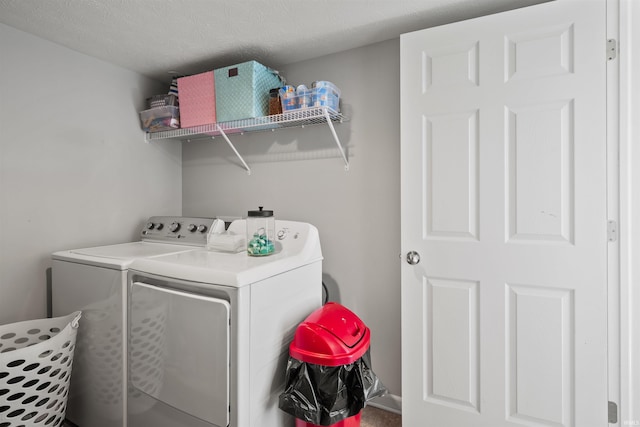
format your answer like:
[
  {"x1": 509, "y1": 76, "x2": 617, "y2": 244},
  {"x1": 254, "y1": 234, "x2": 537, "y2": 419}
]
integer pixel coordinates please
[
  {"x1": 617, "y1": 0, "x2": 640, "y2": 424},
  {"x1": 607, "y1": 0, "x2": 621, "y2": 425}
]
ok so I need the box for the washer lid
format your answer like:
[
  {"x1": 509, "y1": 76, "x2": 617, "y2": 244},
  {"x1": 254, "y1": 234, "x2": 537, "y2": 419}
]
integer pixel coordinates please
[
  {"x1": 70, "y1": 242, "x2": 197, "y2": 259},
  {"x1": 52, "y1": 242, "x2": 199, "y2": 269}
]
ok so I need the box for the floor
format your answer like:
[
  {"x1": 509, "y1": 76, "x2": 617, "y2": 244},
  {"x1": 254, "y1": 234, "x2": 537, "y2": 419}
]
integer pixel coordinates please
[
  {"x1": 63, "y1": 406, "x2": 402, "y2": 427},
  {"x1": 361, "y1": 405, "x2": 402, "y2": 427}
]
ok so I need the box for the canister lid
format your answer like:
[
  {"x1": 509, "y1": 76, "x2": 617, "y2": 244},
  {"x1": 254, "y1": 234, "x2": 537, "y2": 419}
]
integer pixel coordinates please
[{"x1": 248, "y1": 206, "x2": 273, "y2": 217}]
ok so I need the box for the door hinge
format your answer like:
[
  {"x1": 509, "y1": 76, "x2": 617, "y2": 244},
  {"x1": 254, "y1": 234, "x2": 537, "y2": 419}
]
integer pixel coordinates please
[
  {"x1": 608, "y1": 401, "x2": 618, "y2": 423},
  {"x1": 608, "y1": 220, "x2": 618, "y2": 242},
  {"x1": 607, "y1": 39, "x2": 617, "y2": 61}
]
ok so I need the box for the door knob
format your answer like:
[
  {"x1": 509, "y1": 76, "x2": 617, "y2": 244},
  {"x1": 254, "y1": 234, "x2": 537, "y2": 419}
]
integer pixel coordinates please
[{"x1": 406, "y1": 251, "x2": 421, "y2": 265}]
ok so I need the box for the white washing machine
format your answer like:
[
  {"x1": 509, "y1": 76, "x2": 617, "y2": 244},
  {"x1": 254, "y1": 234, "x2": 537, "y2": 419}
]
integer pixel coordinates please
[
  {"x1": 51, "y1": 216, "x2": 222, "y2": 427},
  {"x1": 126, "y1": 219, "x2": 323, "y2": 427}
]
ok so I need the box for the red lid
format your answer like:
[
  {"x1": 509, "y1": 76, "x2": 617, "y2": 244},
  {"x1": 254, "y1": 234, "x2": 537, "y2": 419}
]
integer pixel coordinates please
[{"x1": 289, "y1": 302, "x2": 370, "y2": 366}]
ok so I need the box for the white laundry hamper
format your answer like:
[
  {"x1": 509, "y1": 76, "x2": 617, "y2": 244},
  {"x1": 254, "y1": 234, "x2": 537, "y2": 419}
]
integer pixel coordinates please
[{"x1": 0, "y1": 311, "x2": 81, "y2": 427}]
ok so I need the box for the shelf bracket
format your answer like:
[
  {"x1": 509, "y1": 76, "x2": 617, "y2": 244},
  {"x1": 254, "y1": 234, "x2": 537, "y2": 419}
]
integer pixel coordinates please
[
  {"x1": 215, "y1": 124, "x2": 251, "y2": 175},
  {"x1": 323, "y1": 109, "x2": 349, "y2": 171}
]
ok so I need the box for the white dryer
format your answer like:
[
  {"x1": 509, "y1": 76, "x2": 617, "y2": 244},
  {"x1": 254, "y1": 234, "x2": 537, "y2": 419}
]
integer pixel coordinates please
[
  {"x1": 126, "y1": 219, "x2": 323, "y2": 427},
  {"x1": 51, "y1": 216, "x2": 222, "y2": 427}
]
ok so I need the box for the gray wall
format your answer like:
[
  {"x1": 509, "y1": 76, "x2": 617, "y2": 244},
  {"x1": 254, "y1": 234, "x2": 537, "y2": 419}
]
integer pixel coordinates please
[
  {"x1": 0, "y1": 23, "x2": 182, "y2": 324},
  {"x1": 182, "y1": 39, "x2": 402, "y2": 397}
]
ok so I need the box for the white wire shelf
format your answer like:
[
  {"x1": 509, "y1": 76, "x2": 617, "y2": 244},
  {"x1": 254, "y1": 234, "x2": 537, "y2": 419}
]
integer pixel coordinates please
[
  {"x1": 146, "y1": 107, "x2": 346, "y2": 140},
  {"x1": 145, "y1": 106, "x2": 349, "y2": 174},
  {"x1": 146, "y1": 107, "x2": 349, "y2": 175}
]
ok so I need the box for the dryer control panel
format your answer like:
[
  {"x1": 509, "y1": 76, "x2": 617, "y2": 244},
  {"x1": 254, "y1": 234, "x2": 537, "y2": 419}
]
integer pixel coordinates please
[{"x1": 141, "y1": 216, "x2": 217, "y2": 246}]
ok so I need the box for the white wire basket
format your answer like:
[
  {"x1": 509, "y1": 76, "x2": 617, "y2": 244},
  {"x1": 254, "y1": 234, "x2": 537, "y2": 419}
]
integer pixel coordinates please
[{"x1": 0, "y1": 311, "x2": 82, "y2": 427}]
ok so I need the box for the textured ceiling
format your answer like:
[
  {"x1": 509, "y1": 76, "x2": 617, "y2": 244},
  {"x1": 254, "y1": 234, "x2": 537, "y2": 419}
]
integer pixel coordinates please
[{"x1": 0, "y1": 0, "x2": 549, "y2": 82}]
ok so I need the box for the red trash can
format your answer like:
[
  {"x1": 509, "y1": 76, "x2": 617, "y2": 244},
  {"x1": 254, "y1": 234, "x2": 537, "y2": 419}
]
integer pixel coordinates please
[{"x1": 280, "y1": 302, "x2": 384, "y2": 427}]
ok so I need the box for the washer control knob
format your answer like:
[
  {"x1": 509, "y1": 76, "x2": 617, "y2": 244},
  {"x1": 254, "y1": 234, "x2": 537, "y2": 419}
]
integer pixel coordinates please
[
  {"x1": 169, "y1": 222, "x2": 181, "y2": 233},
  {"x1": 156, "y1": 223, "x2": 164, "y2": 230},
  {"x1": 146, "y1": 222, "x2": 155, "y2": 230},
  {"x1": 187, "y1": 224, "x2": 197, "y2": 232},
  {"x1": 197, "y1": 225, "x2": 208, "y2": 233}
]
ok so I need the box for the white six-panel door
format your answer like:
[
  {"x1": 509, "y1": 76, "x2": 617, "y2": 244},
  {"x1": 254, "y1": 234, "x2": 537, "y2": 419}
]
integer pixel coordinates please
[{"x1": 400, "y1": 1, "x2": 608, "y2": 426}]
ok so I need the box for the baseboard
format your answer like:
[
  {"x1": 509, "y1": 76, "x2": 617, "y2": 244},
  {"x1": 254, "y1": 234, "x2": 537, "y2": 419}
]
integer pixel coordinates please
[{"x1": 368, "y1": 393, "x2": 402, "y2": 414}]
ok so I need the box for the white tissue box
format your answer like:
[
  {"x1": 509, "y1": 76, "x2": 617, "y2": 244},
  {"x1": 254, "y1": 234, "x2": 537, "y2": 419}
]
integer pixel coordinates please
[{"x1": 207, "y1": 232, "x2": 246, "y2": 253}]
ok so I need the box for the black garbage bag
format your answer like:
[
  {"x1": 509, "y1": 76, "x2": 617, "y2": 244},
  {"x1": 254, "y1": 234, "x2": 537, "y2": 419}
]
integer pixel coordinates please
[{"x1": 278, "y1": 348, "x2": 387, "y2": 426}]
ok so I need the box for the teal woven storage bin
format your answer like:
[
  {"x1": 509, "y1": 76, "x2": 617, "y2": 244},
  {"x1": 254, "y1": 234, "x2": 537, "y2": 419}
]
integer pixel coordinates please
[{"x1": 214, "y1": 61, "x2": 284, "y2": 122}]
